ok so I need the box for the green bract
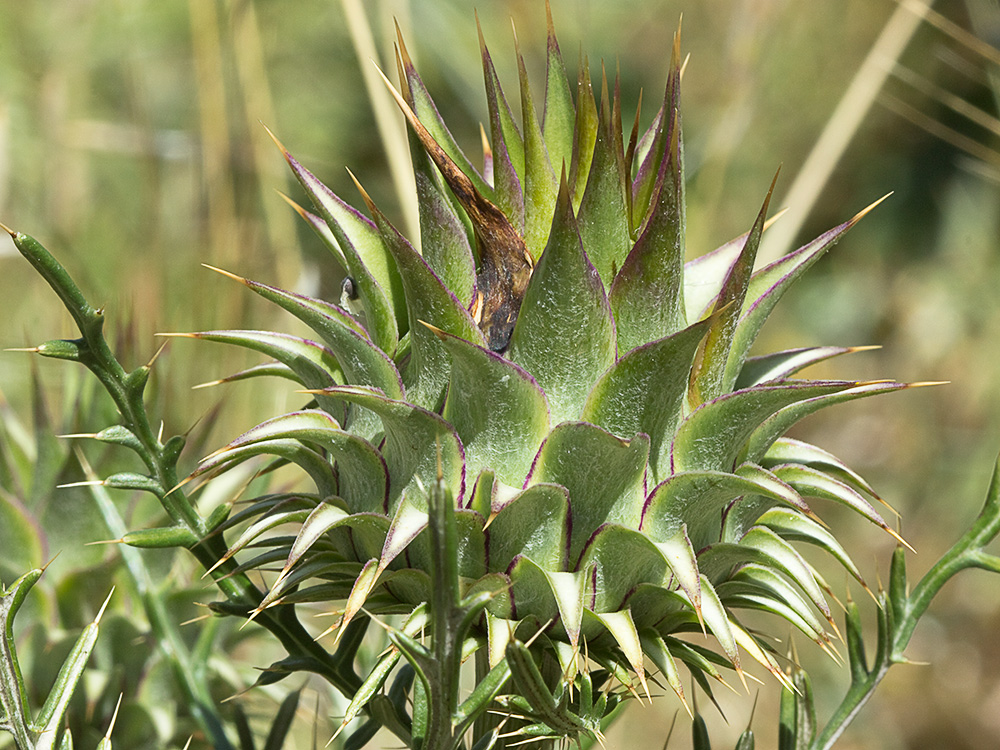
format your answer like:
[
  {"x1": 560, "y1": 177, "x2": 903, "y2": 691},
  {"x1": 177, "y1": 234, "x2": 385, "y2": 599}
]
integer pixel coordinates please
[{"x1": 189, "y1": 11, "x2": 907, "y2": 723}]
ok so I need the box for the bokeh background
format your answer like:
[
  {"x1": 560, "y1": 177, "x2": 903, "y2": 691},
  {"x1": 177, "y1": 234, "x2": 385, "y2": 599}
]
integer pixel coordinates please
[{"x1": 2, "y1": 0, "x2": 1000, "y2": 747}]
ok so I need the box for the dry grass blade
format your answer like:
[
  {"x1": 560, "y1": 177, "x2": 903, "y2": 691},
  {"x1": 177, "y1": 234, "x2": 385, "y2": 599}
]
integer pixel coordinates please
[
  {"x1": 881, "y1": 92, "x2": 1000, "y2": 170},
  {"x1": 340, "y1": 0, "x2": 419, "y2": 241},
  {"x1": 758, "y1": 0, "x2": 932, "y2": 266}
]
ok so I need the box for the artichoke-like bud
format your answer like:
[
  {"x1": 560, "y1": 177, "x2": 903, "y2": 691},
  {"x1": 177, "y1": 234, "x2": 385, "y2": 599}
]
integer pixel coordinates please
[{"x1": 188, "y1": 6, "x2": 913, "y2": 726}]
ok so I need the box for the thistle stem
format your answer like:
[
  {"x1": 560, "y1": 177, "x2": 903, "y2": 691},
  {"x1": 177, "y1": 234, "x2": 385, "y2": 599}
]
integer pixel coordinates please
[
  {"x1": 812, "y1": 457, "x2": 1000, "y2": 750},
  {"x1": 424, "y1": 473, "x2": 464, "y2": 750},
  {"x1": 5, "y1": 229, "x2": 405, "y2": 738}
]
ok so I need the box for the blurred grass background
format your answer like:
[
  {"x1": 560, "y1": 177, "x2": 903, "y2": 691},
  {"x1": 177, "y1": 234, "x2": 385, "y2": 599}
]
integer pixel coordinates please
[{"x1": 2, "y1": 0, "x2": 1000, "y2": 747}]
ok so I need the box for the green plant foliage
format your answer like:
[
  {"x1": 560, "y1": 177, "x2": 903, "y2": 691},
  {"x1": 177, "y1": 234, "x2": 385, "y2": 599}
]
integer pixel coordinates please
[{"x1": 6, "y1": 4, "x2": 1000, "y2": 750}]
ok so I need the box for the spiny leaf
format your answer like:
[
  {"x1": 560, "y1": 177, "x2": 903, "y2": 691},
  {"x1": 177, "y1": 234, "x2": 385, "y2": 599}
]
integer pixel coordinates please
[
  {"x1": 771, "y1": 463, "x2": 906, "y2": 547},
  {"x1": 161, "y1": 330, "x2": 345, "y2": 416},
  {"x1": 582, "y1": 317, "x2": 710, "y2": 483},
  {"x1": 631, "y1": 26, "x2": 682, "y2": 231},
  {"x1": 477, "y1": 16, "x2": 525, "y2": 225},
  {"x1": 35, "y1": 589, "x2": 113, "y2": 750},
  {"x1": 266, "y1": 130, "x2": 401, "y2": 351},
  {"x1": 578, "y1": 524, "x2": 669, "y2": 613},
  {"x1": 203, "y1": 267, "x2": 402, "y2": 401},
  {"x1": 542, "y1": 0, "x2": 575, "y2": 183},
  {"x1": 527, "y1": 422, "x2": 648, "y2": 565},
  {"x1": 762, "y1": 437, "x2": 883, "y2": 506},
  {"x1": 642, "y1": 468, "x2": 805, "y2": 554},
  {"x1": 689, "y1": 172, "x2": 778, "y2": 406},
  {"x1": 577, "y1": 65, "x2": 631, "y2": 288},
  {"x1": 740, "y1": 380, "x2": 916, "y2": 464},
  {"x1": 190, "y1": 438, "x2": 336, "y2": 500},
  {"x1": 568, "y1": 55, "x2": 599, "y2": 213},
  {"x1": 507, "y1": 175, "x2": 616, "y2": 424},
  {"x1": 487, "y1": 483, "x2": 569, "y2": 574},
  {"x1": 671, "y1": 380, "x2": 860, "y2": 474},
  {"x1": 756, "y1": 507, "x2": 866, "y2": 587},
  {"x1": 639, "y1": 631, "x2": 689, "y2": 713},
  {"x1": 515, "y1": 26, "x2": 559, "y2": 261},
  {"x1": 351, "y1": 175, "x2": 483, "y2": 411},
  {"x1": 411, "y1": 142, "x2": 478, "y2": 309},
  {"x1": 736, "y1": 346, "x2": 879, "y2": 389},
  {"x1": 199, "y1": 410, "x2": 386, "y2": 513},
  {"x1": 725, "y1": 198, "x2": 889, "y2": 391},
  {"x1": 394, "y1": 29, "x2": 494, "y2": 198},
  {"x1": 313, "y1": 386, "x2": 464, "y2": 513},
  {"x1": 431, "y1": 325, "x2": 550, "y2": 486}
]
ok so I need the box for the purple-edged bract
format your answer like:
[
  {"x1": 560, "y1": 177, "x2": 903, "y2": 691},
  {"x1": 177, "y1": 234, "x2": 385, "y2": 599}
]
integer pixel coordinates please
[{"x1": 189, "y1": 5, "x2": 910, "y2": 720}]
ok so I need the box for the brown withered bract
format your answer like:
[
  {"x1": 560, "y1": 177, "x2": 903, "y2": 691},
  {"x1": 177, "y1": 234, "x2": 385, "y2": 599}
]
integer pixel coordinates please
[{"x1": 381, "y1": 37, "x2": 533, "y2": 352}]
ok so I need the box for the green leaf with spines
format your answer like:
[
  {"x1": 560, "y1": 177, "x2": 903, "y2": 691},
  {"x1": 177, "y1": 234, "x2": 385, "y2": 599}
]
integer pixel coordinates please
[
  {"x1": 568, "y1": 55, "x2": 599, "y2": 211},
  {"x1": 631, "y1": 29, "x2": 681, "y2": 232},
  {"x1": 395, "y1": 32, "x2": 494, "y2": 200},
  {"x1": 319, "y1": 386, "x2": 463, "y2": 513},
  {"x1": 275, "y1": 503, "x2": 351, "y2": 584},
  {"x1": 487, "y1": 483, "x2": 569, "y2": 574},
  {"x1": 721, "y1": 591, "x2": 829, "y2": 646},
  {"x1": 262, "y1": 551, "x2": 376, "y2": 611},
  {"x1": 34, "y1": 589, "x2": 112, "y2": 750},
  {"x1": 167, "y1": 329, "x2": 346, "y2": 417},
  {"x1": 735, "y1": 346, "x2": 870, "y2": 389},
  {"x1": 507, "y1": 176, "x2": 616, "y2": 424},
  {"x1": 689, "y1": 175, "x2": 776, "y2": 406},
  {"x1": 740, "y1": 380, "x2": 911, "y2": 465},
  {"x1": 756, "y1": 507, "x2": 866, "y2": 586},
  {"x1": 516, "y1": 34, "x2": 559, "y2": 261},
  {"x1": 358, "y1": 183, "x2": 485, "y2": 412},
  {"x1": 214, "y1": 493, "x2": 317, "y2": 534},
  {"x1": 724, "y1": 207, "x2": 879, "y2": 392},
  {"x1": 195, "y1": 410, "x2": 386, "y2": 513},
  {"x1": 591, "y1": 609, "x2": 647, "y2": 691},
  {"x1": 642, "y1": 468, "x2": 805, "y2": 555},
  {"x1": 527, "y1": 422, "x2": 649, "y2": 566},
  {"x1": 690, "y1": 575, "x2": 741, "y2": 671},
  {"x1": 683, "y1": 231, "x2": 745, "y2": 323},
  {"x1": 214, "y1": 508, "x2": 314, "y2": 568},
  {"x1": 609, "y1": 139, "x2": 687, "y2": 354},
  {"x1": 477, "y1": 21, "x2": 525, "y2": 228},
  {"x1": 335, "y1": 648, "x2": 402, "y2": 738},
  {"x1": 582, "y1": 317, "x2": 710, "y2": 483},
  {"x1": 717, "y1": 463, "x2": 815, "y2": 544},
  {"x1": 770, "y1": 463, "x2": 895, "y2": 537},
  {"x1": 504, "y1": 556, "x2": 560, "y2": 625},
  {"x1": 412, "y1": 152, "x2": 478, "y2": 309},
  {"x1": 434, "y1": 327, "x2": 549, "y2": 487},
  {"x1": 208, "y1": 268, "x2": 404, "y2": 406},
  {"x1": 274, "y1": 144, "x2": 401, "y2": 352},
  {"x1": 195, "y1": 360, "x2": 299, "y2": 388},
  {"x1": 762, "y1": 437, "x2": 882, "y2": 504},
  {"x1": 120, "y1": 526, "x2": 197, "y2": 549},
  {"x1": 671, "y1": 380, "x2": 859, "y2": 474},
  {"x1": 700, "y1": 526, "x2": 832, "y2": 622},
  {"x1": 191, "y1": 438, "x2": 337, "y2": 500},
  {"x1": 578, "y1": 524, "x2": 668, "y2": 613},
  {"x1": 719, "y1": 564, "x2": 831, "y2": 643},
  {"x1": 577, "y1": 68, "x2": 631, "y2": 289},
  {"x1": 542, "y1": 1, "x2": 575, "y2": 183},
  {"x1": 638, "y1": 630, "x2": 688, "y2": 710}
]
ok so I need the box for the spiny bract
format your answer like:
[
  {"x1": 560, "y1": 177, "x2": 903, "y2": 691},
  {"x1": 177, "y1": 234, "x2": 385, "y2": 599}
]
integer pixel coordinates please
[{"x1": 189, "y1": 8, "x2": 909, "y2": 718}]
